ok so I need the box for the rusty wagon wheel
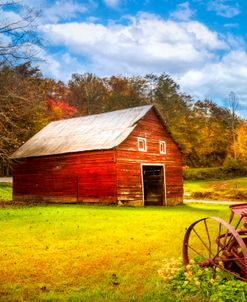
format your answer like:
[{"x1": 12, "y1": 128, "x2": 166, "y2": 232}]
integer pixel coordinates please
[{"x1": 183, "y1": 217, "x2": 247, "y2": 281}]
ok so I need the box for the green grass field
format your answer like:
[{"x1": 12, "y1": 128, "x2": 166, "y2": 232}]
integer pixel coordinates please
[
  {"x1": 0, "y1": 203, "x2": 230, "y2": 301},
  {"x1": 184, "y1": 177, "x2": 247, "y2": 200},
  {"x1": 0, "y1": 182, "x2": 12, "y2": 201}
]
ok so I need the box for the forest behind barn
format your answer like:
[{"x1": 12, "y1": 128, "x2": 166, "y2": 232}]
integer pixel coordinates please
[
  {"x1": 0, "y1": 0, "x2": 247, "y2": 176},
  {"x1": 1, "y1": 64, "x2": 247, "y2": 176}
]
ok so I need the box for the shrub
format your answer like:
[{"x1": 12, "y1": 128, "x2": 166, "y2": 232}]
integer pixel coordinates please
[
  {"x1": 223, "y1": 156, "x2": 243, "y2": 170},
  {"x1": 191, "y1": 192, "x2": 214, "y2": 199},
  {"x1": 190, "y1": 190, "x2": 247, "y2": 201},
  {"x1": 159, "y1": 258, "x2": 247, "y2": 302},
  {"x1": 183, "y1": 167, "x2": 247, "y2": 180}
]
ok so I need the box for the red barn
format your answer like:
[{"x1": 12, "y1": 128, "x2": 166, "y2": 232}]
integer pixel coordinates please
[{"x1": 11, "y1": 105, "x2": 183, "y2": 206}]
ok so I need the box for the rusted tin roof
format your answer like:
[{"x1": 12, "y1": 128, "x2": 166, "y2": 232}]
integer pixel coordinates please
[{"x1": 11, "y1": 105, "x2": 153, "y2": 159}]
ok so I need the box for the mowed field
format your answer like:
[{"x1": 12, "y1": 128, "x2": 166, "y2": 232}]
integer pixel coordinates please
[
  {"x1": 184, "y1": 177, "x2": 247, "y2": 193},
  {"x1": 184, "y1": 177, "x2": 247, "y2": 200},
  {"x1": 0, "y1": 203, "x2": 230, "y2": 301}
]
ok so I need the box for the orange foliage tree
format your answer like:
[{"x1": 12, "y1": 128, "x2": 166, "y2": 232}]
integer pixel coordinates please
[{"x1": 47, "y1": 98, "x2": 77, "y2": 121}]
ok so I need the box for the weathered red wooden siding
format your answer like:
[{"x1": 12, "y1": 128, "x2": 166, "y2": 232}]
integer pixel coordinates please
[
  {"x1": 12, "y1": 151, "x2": 117, "y2": 203},
  {"x1": 116, "y1": 108, "x2": 183, "y2": 205},
  {"x1": 12, "y1": 107, "x2": 183, "y2": 205}
]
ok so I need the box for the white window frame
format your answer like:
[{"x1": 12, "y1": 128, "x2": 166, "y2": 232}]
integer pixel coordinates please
[
  {"x1": 138, "y1": 137, "x2": 147, "y2": 152},
  {"x1": 160, "y1": 141, "x2": 166, "y2": 154}
]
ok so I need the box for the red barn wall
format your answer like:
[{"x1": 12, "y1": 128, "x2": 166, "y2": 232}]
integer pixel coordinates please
[
  {"x1": 12, "y1": 151, "x2": 117, "y2": 203},
  {"x1": 116, "y1": 109, "x2": 183, "y2": 206},
  {"x1": 12, "y1": 108, "x2": 183, "y2": 206}
]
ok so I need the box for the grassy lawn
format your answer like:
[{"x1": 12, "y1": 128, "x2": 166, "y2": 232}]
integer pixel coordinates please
[
  {"x1": 0, "y1": 182, "x2": 12, "y2": 201},
  {"x1": 0, "y1": 203, "x2": 230, "y2": 301},
  {"x1": 184, "y1": 177, "x2": 247, "y2": 200}
]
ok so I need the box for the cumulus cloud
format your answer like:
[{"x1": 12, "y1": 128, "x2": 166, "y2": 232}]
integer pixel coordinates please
[
  {"x1": 41, "y1": 0, "x2": 88, "y2": 23},
  {"x1": 42, "y1": 13, "x2": 226, "y2": 76},
  {"x1": 36, "y1": 47, "x2": 86, "y2": 81},
  {"x1": 21, "y1": 0, "x2": 89, "y2": 23},
  {"x1": 104, "y1": 0, "x2": 121, "y2": 9},
  {"x1": 170, "y1": 2, "x2": 195, "y2": 21},
  {"x1": 39, "y1": 12, "x2": 247, "y2": 113},
  {"x1": 179, "y1": 50, "x2": 247, "y2": 108},
  {"x1": 207, "y1": 0, "x2": 240, "y2": 18},
  {"x1": 0, "y1": 7, "x2": 35, "y2": 28}
]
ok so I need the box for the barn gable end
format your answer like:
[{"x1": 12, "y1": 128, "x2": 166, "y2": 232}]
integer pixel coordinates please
[
  {"x1": 11, "y1": 105, "x2": 183, "y2": 205},
  {"x1": 116, "y1": 108, "x2": 183, "y2": 206}
]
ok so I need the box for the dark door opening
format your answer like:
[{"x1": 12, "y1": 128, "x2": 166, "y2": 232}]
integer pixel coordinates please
[{"x1": 142, "y1": 165, "x2": 164, "y2": 206}]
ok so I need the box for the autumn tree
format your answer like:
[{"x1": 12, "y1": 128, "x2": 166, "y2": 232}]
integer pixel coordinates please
[
  {"x1": 186, "y1": 100, "x2": 233, "y2": 166},
  {"x1": 68, "y1": 73, "x2": 107, "y2": 115},
  {"x1": 47, "y1": 98, "x2": 77, "y2": 121},
  {"x1": 145, "y1": 73, "x2": 192, "y2": 156},
  {"x1": 0, "y1": 63, "x2": 50, "y2": 175},
  {"x1": 0, "y1": 1, "x2": 44, "y2": 175},
  {"x1": 234, "y1": 122, "x2": 247, "y2": 166},
  {"x1": 103, "y1": 76, "x2": 148, "y2": 111},
  {"x1": 66, "y1": 72, "x2": 236, "y2": 168}
]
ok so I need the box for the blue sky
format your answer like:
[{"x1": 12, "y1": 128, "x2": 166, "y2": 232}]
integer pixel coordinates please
[{"x1": 2, "y1": 0, "x2": 247, "y2": 116}]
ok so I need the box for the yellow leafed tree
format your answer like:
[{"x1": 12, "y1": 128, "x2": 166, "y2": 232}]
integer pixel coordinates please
[{"x1": 236, "y1": 122, "x2": 247, "y2": 165}]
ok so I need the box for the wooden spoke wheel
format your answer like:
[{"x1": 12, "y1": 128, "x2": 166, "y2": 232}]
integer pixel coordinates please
[{"x1": 183, "y1": 217, "x2": 247, "y2": 281}]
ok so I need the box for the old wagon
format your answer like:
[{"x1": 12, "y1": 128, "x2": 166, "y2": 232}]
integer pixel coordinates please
[{"x1": 183, "y1": 203, "x2": 247, "y2": 281}]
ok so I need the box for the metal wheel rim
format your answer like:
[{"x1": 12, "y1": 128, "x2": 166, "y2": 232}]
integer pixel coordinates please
[{"x1": 183, "y1": 216, "x2": 247, "y2": 281}]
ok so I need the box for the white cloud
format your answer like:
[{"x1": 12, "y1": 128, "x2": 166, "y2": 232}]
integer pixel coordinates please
[
  {"x1": 0, "y1": 8, "x2": 32, "y2": 29},
  {"x1": 0, "y1": 33, "x2": 12, "y2": 47},
  {"x1": 104, "y1": 0, "x2": 120, "y2": 9},
  {"x1": 179, "y1": 50, "x2": 247, "y2": 107},
  {"x1": 208, "y1": 0, "x2": 240, "y2": 18},
  {"x1": 37, "y1": 47, "x2": 86, "y2": 81},
  {"x1": 40, "y1": 13, "x2": 247, "y2": 114},
  {"x1": 224, "y1": 23, "x2": 239, "y2": 28},
  {"x1": 41, "y1": 1, "x2": 88, "y2": 23},
  {"x1": 21, "y1": 0, "x2": 89, "y2": 23},
  {"x1": 170, "y1": 2, "x2": 195, "y2": 21},
  {"x1": 0, "y1": 9, "x2": 22, "y2": 24},
  {"x1": 42, "y1": 13, "x2": 226, "y2": 77}
]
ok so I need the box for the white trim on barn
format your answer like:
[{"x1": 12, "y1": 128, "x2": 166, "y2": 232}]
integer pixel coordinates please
[
  {"x1": 160, "y1": 140, "x2": 166, "y2": 154},
  {"x1": 138, "y1": 137, "x2": 147, "y2": 152}
]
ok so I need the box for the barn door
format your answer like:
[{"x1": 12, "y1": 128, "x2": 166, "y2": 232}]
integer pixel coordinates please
[{"x1": 142, "y1": 165, "x2": 165, "y2": 206}]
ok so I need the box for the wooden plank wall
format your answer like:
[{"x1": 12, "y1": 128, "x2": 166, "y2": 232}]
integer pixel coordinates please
[
  {"x1": 12, "y1": 107, "x2": 183, "y2": 206},
  {"x1": 116, "y1": 108, "x2": 183, "y2": 206},
  {"x1": 12, "y1": 151, "x2": 117, "y2": 203}
]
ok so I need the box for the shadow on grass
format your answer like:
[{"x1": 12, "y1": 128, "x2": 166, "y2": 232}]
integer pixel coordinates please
[{"x1": 0, "y1": 201, "x2": 226, "y2": 214}]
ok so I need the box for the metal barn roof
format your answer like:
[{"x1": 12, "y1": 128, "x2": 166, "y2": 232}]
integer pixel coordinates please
[{"x1": 11, "y1": 105, "x2": 153, "y2": 159}]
